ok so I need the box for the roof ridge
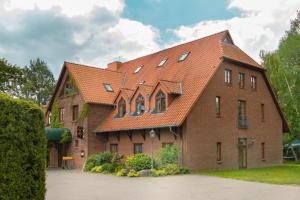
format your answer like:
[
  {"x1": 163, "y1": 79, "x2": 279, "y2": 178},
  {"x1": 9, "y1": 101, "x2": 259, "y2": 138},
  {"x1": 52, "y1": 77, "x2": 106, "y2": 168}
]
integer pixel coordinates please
[
  {"x1": 120, "y1": 30, "x2": 229, "y2": 66},
  {"x1": 64, "y1": 61, "x2": 123, "y2": 74}
]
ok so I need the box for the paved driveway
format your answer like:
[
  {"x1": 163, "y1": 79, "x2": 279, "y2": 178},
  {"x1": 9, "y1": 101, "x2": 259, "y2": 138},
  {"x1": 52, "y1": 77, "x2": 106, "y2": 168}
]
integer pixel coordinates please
[{"x1": 46, "y1": 169, "x2": 300, "y2": 200}]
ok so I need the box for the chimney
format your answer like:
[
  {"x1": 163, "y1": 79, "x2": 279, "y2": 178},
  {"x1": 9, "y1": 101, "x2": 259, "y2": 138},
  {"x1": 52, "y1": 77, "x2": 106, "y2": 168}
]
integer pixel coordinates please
[{"x1": 107, "y1": 61, "x2": 122, "y2": 71}]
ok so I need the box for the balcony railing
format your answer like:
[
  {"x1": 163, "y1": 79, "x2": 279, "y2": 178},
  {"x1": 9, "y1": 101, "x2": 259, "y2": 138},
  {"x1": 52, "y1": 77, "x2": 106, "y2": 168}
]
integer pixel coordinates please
[{"x1": 238, "y1": 115, "x2": 248, "y2": 129}]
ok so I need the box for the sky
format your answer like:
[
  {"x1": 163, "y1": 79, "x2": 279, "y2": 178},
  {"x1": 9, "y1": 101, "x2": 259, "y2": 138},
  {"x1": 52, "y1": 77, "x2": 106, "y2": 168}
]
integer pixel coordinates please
[{"x1": 0, "y1": 0, "x2": 299, "y2": 76}]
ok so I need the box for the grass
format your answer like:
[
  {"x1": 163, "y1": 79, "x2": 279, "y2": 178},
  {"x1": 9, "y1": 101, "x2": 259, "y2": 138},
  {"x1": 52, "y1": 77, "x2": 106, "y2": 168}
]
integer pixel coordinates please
[{"x1": 198, "y1": 164, "x2": 300, "y2": 185}]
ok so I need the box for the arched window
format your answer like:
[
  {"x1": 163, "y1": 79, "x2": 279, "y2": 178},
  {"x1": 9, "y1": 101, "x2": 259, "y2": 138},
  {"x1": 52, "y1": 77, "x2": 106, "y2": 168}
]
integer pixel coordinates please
[
  {"x1": 136, "y1": 94, "x2": 145, "y2": 115},
  {"x1": 118, "y1": 98, "x2": 126, "y2": 117},
  {"x1": 155, "y1": 91, "x2": 166, "y2": 113}
]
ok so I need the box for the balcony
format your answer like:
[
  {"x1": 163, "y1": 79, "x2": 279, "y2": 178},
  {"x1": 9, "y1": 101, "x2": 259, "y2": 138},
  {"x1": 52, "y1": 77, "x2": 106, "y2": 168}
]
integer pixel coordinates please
[{"x1": 238, "y1": 115, "x2": 248, "y2": 129}]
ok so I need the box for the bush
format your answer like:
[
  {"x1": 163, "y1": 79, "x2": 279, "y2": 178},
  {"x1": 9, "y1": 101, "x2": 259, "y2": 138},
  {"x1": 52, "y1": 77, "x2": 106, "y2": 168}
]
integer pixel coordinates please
[
  {"x1": 159, "y1": 164, "x2": 180, "y2": 175},
  {"x1": 158, "y1": 145, "x2": 180, "y2": 165},
  {"x1": 84, "y1": 152, "x2": 113, "y2": 171},
  {"x1": 179, "y1": 166, "x2": 190, "y2": 174},
  {"x1": 0, "y1": 94, "x2": 47, "y2": 200},
  {"x1": 91, "y1": 166, "x2": 103, "y2": 173},
  {"x1": 150, "y1": 169, "x2": 168, "y2": 177},
  {"x1": 127, "y1": 170, "x2": 140, "y2": 177},
  {"x1": 116, "y1": 168, "x2": 127, "y2": 176},
  {"x1": 101, "y1": 163, "x2": 115, "y2": 173},
  {"x1": 111, "y1": 153, "x2": 124, "y2": 164},
  {"x1": 125, "y1": 153, "x2": 152, "y2": 171}
]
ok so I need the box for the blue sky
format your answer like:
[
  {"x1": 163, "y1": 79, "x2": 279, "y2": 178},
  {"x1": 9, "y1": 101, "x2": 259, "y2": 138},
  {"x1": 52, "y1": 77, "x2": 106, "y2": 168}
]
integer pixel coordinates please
[{"x1": 0, "y1": 0, "x2": 299, "y2": 76}]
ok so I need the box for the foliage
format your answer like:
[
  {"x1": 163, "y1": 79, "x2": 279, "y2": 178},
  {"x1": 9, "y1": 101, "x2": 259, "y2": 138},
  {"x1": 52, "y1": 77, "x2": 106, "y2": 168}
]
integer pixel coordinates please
[
  {"x1": 78, "y1": 103, "x2": 90, "y2": 125},
  {"x1": 60, "y1": 130, "x2": 71, "y2": 144},
  {"x1": 127, "y1": 170, "x2": 140, "y2": 177},
  {"x1": 50, "y1": 97, "x2": 63, "y2": 128},
  {"x1": 158, "y1": 164, "x2": 180, "y2": 175},
  {"x1": 116, "y1": 168, "x2": 127, "y2": 176},
  {"x1": 158, "y1": 145, "x2": 180, "y2": 165},
  {"x1": 261, "y1": 11, "x2": 300, "y2": 142},
  {"x1": 91, "y1": 166, "x2": 103, "y2": 173},
  {"x1": 111, "y1": 153, "x2": 124, "y2": 164},
  {"x1": 101, "y1": 163, "x2": 115, "y2": 173},
  {"x1": 84, "y1": 152, "x2": 113, "y2": 171},
  {"x1": 0, "y1": 93, "x2": 47, "y2": 199},
  {"x1": 179, "y1": 166, "x2": 190, "y2": 174},
  {"x1": 199, "y1": 164, "x2": 300, "y2": 185},
  {"x1": 22, "y1": 58, "x2": 56, "y2": 105},
  {"x1": 150, "y1": 169, "x2": 168, "y2": 177},
  {"x1": 125, "y1": 153, "x2": 152, "y2": 171}
]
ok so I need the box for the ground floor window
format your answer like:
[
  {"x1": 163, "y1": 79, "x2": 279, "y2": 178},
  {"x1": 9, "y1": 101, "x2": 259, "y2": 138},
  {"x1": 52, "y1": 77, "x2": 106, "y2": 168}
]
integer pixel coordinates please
[
  {"x1": 162, "y1": 143, "x2": 174, "y2": 148},
  {"x1": 134, "y1": 143, "x2": 143, "y2": 154},
  {"x1": 217, "y1": 142, "x2": 222, "y2": 162},
  {"x1": 261, "y1": 142, "x2": 265, "y2": 160},
  {"x1": 110, "y1": 144, "x2": 118, "y2": 154}
]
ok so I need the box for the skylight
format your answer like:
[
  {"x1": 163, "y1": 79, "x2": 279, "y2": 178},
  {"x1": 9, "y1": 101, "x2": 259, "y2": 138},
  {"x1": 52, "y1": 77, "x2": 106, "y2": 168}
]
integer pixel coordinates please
[
  {"x1": 157, "y1": 58, "x2": 167, "y2": 67},
  {"x1": 103, "y1": 83, "x2": 113, "y2": 92},
  {"x1": 178, "y1": 52, "x2": 189, "y2": 62},
  {"x1": 134, "y1": 65, "x2": 143, "y2": 74}
]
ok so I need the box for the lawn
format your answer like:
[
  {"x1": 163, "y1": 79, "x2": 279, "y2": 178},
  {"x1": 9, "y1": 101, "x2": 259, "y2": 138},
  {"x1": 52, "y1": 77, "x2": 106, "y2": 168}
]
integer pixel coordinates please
[{"x1": 198, "y1": 164, "x2": 300, "y2": 185}]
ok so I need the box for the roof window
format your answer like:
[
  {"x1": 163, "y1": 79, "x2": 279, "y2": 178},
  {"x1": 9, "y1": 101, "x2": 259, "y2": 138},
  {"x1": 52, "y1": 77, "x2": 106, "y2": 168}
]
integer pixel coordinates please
[
  {"x1": 157, "y1": 58, "x2": 168, "y2": 67},
  {"x1": 134, "y1": 65, "x2": 143, "y2": 74},
  {"x1": 178, "y1": 52, "x2": 189, "y2": 62},
  {"x1": 103, "y1": 83, "x2": 113, "y2": 92}
]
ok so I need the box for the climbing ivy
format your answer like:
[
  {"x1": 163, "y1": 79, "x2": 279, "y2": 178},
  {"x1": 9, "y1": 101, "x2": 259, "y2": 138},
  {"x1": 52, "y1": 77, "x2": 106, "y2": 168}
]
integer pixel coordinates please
[
  {"x1": 60, "y1": 130, "x2": 71, "y2": 143},
  {"x1": 78, "y1": 103, "x2": 90, "y2": 125},
  {"x1": 50, "y1": 97, "x2": 63, "y2": 128}
]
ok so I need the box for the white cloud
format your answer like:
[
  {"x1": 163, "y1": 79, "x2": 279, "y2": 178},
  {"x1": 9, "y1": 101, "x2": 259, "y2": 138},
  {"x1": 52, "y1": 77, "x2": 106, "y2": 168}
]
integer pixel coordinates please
[
  {"x1": 3, "y1": 0, "x2": 125, "y2": 16},
  {"x1": 171, "y1": 0, "x2": 300, "y2": 62}
]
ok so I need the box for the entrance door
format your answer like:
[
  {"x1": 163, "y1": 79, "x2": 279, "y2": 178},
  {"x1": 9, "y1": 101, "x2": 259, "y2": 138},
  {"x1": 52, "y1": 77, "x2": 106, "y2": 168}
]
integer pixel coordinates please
[
  {"x1": 57, "y1": 144, "x2": 63, "y2": 167},
  {"x1": 238, "y1": 138, "x2": 247, "y2": 169}
]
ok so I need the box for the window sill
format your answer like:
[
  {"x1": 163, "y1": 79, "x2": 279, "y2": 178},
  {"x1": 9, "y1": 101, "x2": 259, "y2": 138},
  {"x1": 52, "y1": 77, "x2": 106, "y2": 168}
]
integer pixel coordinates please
[{"x1": 217, "y1": 161, "x2": 223, "y2": 164}]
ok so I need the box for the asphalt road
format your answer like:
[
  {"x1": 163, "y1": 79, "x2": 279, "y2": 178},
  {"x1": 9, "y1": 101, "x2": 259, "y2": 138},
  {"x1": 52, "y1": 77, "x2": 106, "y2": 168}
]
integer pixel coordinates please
[{"x1": 46, "y1": 169, "x2": 300, "y2": 200}]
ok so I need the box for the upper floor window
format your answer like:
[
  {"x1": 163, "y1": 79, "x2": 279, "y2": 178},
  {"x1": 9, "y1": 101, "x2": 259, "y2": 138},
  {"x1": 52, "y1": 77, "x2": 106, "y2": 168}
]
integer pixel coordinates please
[
  {"x1": 224, "y1": 69, "x2": 232, "y2": 85},
  {"x1": 59, "y1": 108, "x2": 65, "y2": 122},
  {"x1": 158, "y1": 58, "x2": 168, "y2": 67},
  {"x1": 72, "y1": 105, "x2": 79, "y2": 121},
  {"x1": 178, "y1": 52, "x2": 189, "y2": 62},
  {"x1": 155, "y1": 91, "x2": 166, "y2": 113},
  {"x1": 216, "y1": 96, "x2": 221, "y2": 117},
  {"x1": 238, "y1": 73, "x2": 245, "y2": 89},
  {"x1": 251, "y1": 76, "x2": 257, "y2": 90},
  {"x1": 238, "y1": 100, "x2": 247, "y2": 128},
  {"x1": 103, "y1": 83, "x2": 113, "y2": 92},
  {"x1": 118, "y1": 98, "x2": 126, "y2": 118},
  {"x1": 64, "y1": 77, "x2": 77, "y2": 95},
  {"x1": 136, "y1": 94, "x2": 145, "y2": 115}
]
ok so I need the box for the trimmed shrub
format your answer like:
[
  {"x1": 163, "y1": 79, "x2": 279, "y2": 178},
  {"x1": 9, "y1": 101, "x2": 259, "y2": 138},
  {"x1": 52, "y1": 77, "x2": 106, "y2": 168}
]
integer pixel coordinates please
[
  {"x1": 116, "y1": 168, "x2": 127, "y2": 177},
  {"x1": 127, "y1": 170, "x2": 140, "y2": 177},
  {"x1": 159, "y1": 164, "x2": 180, "y2": 175},
  {"x1": 158, "y1": 145, "x2": 180, "y2": 165},
  {"x1": 0, "y1": 94, "x2": 47, "y2": 200},
  {"x1": 84, "y1": 152, "x2": 113, "y2": 171},
  {"x1": 125, "y1": 153, "x2": 152, "y2": 171}
]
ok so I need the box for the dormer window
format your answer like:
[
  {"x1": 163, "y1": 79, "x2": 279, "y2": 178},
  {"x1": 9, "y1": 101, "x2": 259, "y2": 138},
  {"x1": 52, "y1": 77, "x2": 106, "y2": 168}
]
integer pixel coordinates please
[
  {"x1": 118, "y1": 97, "x2": 126, "y2": 118},
  {"x1": 155, "y1": 91, "x2": 166, "y2": 113},
  {"x1": 136, "y1": 94, "x2": 145, "y2": 115},
  {"x1": 134, "y1": 65, "x2": 143, "y2": 74},
  {"x1": 103, "y1": 83, "x2": 113, "y2": 92},
  {"x1": 158, "y1": 58, "x2": 167, "y2": 67},
  {"x1": 178, "y1": 52, "x2": 189, "y2": 62}
]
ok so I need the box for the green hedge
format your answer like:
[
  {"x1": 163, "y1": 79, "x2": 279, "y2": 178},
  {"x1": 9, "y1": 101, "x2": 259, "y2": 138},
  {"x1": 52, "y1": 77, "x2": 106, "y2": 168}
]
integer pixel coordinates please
[{"x1": 0, "y1": 93, "x2": 47, "y2": 200}]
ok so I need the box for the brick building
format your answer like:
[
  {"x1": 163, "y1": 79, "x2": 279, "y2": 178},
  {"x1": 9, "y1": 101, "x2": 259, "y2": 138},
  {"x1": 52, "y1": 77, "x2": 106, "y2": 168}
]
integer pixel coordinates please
[{"x1": 46, "y1": 30, "x2": 289, "y2": 171}]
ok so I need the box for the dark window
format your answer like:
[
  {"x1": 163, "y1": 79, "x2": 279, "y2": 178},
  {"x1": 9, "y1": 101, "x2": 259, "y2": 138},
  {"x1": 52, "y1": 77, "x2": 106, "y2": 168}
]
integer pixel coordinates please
[
  {"x1": 72, "y1": 105, "x2": 79, "y2": 121},
  {"x1": 217, "y1": 142, "x2": 222, "y2": 162},
  {"x1": 77, "y1": 126, "x2": 84, "y2": 139},
  {"x1": 261, "y1": 142, "x2": 265, "y2": 160},
  {"x1": 238, "y1": 100, "x2": 247, "y2": 128},
  {"x1": 59, "y1": 108, "x2": 64, "y2": 122},
  {"x1": 75, "y1": 139, "x2": 79, "y2": 147},
  {"x1": 136, "y1": 94, "x2": 145, "y2": 115},
  {"x1": 103, "y1": 83, "x2": 113, "y2": 92},
  {"x1": 110, "y1": 144, "x2": 118, "y2": 154},
  {"x1": 261, "y1": 104, "x2": 265, "y2": 122},
  {"x1": 155, "y1": 91, "x2": 166, "y2": 113},
  {"x1": 158, "y1": 58, "x2": 168, "y2": 67},
  {"x1": 118, "y1": 98, "x2": 126, "y2": 117},
  {"x1": 134, "y1": 143, "x2": 144, "y2": 154},
  {"x1": 216, "y1": 96, "x2": 221, "y2": 117},
  {"x1": 162, "y1": 143, "x2": 174, "y2": 148},
  {"x1": 238, "y1": 73, "x2": 245, "y2": 89},
  {"x1": 225, "y1": 69, "x2": 232, "y2": 85},
  {"x1": 251, "y1": 76, "x2": 257, "y2": 90},
  {"x1": 64, "y1": 77, "x2": 76, "y2": 95},
  {"x1": 178, "y1": 52, "x2": 189, "y2": 62}
]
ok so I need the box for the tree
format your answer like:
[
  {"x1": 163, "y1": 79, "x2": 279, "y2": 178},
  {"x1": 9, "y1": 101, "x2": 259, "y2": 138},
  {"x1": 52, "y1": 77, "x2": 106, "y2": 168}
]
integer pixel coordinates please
[
  {"x1": 22, "y1": 58, "x2": 56, "y2": 105},
  {"x1": 0, "y1": 58, "x2": 24, "y2": 97},
  {"x1": 261, "y1": 11, "x2": 300, "y2": 160}
]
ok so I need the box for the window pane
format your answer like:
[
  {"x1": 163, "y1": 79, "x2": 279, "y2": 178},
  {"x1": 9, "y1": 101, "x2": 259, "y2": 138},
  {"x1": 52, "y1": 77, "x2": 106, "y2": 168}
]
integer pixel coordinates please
[
  {"x1": 178, "y1": 52, "x2": 189, "y2": 61},
  {"x1": 238, "y1": 73, "x2": 245, "y2": 88},
  {"x1": 158, "y1": 59, "x2": 167, "y2": 67},
  {"x1": 216, "y1": 97, "x2": 221, "y2": 117},
  {"x1": 72, "y1": 105, "x2": 78, "y2": 121},
  {"x1": 134, "y1": 144, "x2": 143, "y2": 154},
  {"x1": 217, "y1": 142, "x2": 222, "y2": 161},
  {"x1": 110, "y1": 144, "x2": 118, "y2": 153},
  {"x1": 225, "y1": 69, "x2": 232, "y2": 84},
  {"x1": 103, "y1": 83, "x2": 113, "y2": 92}
]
